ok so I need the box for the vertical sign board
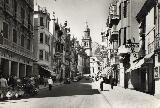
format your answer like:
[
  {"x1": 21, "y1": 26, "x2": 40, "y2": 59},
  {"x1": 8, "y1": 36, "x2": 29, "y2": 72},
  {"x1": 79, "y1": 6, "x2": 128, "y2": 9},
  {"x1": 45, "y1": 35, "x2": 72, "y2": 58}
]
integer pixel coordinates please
[{"x1": 154, "y1": 67, "x2": 159, "y2": 79}]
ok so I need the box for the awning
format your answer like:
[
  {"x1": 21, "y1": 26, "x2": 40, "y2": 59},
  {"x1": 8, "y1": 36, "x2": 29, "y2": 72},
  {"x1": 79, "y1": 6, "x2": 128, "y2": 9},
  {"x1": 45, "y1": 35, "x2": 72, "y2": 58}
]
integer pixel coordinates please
[
  {"x1": 126, "y1": 61, "x2": 138, "y2": 73},
  {"x1": 144, "y1": 52, "x2": 154, "y2": 59},
  {"x1": 41, "y1": 66, "x2": 56, "y2": 76},
  {"x1": 134, "y1": 52, "x2": 154, "y2": 69},
  {"x1": 134, "y1": 58, "x2": 145, "y2": 69},
  {"x1": 126, "y1": 52, "x2": 154, "y2": 73}
]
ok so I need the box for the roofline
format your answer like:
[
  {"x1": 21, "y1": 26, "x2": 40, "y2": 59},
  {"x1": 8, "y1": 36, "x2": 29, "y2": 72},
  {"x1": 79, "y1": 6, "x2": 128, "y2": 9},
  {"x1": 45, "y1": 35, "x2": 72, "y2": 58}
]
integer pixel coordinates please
[{"x1": 136, "y1": 0, "x2": 157, "y2": 23}]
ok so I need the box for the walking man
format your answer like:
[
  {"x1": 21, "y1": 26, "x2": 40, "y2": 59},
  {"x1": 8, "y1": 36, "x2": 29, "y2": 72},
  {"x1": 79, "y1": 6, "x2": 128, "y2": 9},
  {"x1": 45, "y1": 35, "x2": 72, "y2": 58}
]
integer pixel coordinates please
[
  {"x1": 48, "y1": 77, "x2": 53, "y2": 91},
  {"x1": 109, "y1": 75, "x2": 114, "y2": 89}
]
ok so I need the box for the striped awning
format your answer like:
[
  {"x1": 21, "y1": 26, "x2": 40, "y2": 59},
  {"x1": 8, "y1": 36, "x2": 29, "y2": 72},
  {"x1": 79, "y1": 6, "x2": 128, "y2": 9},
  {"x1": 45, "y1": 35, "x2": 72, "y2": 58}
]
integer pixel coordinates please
[{"x1": 41, "y1": 66, "x2": 56, "y2": 76}]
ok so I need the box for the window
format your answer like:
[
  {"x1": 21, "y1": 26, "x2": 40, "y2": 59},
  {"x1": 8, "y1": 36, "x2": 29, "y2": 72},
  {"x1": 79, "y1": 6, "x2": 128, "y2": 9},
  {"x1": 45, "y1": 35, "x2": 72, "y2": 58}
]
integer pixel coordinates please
[
  {"x1": 3, "y1": 22, "x2": 8, "y2": 39},
  {"x1": 13, "y1": 29, "x2": 17, "y2": 43},
  {"x1": 27, "y1": 38, "x2": 30, "y2": 50},
  {"x1": 45, "y1": 51, "x2": 47, "y2": 60},
  {"x1": 158, "y1": 54, "x2": 160, "y2": 62},
  {"x1": 124, "y1": 1, "x2": 127, "y2": 18},
  {"x1": 21, "y1": 8, "x2": 25, "y2": 19},
  {"x1": 45, "y1": 35, "x2": 50, "y2": 45},
  {"x1": 40, "y1": 33, "x2": 43, "y2": 43},
  {"x1": 84, "y1": 42, "x2": 86, "y2": 46},
  {"x1": 39, "y1": 50, "x2": 43, "y2": 60},
  {"x1": 45, "y1": 51, "x2": 49, "y2": 61},
  {"x1": 123, "y1": 27, "x2": 126, "y2": 45},
  {"x1": 119, "y1": 3, "x2": 121, "y2": 20},
  {"x1": 46, "y1": 19, "x2": 48, "y2": 28},
  {"x1": 45, "y1": 35, "x2": 48, "y2": 44},
  {"x1": 21, "y1": 35, "x2": 24, "y2": 47},
  {"x1": 119, "y1": 29, "x2": 121, "y2": 46},
  {"x1": 154, "y1": 6, "x2": 157, "y2": 25},
  {"x1": 40, "y1": 17, "x2": 43, "y2": 26},
  {"x1": 48, "y1": 22, "x2": 49, "y2": 30}
]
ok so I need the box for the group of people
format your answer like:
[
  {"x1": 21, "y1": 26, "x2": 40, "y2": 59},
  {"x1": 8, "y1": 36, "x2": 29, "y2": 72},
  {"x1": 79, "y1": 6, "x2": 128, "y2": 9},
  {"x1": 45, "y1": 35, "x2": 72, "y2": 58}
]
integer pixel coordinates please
[
  {"x1": 100, "y1": 75, "x2": 116, "y2": 91},
  {"x1": 0, "y1": 75, "x2": 39, "y2": 96},
  {"x1": 0, "y1": 75, "x2": 58, "y2": 99}
]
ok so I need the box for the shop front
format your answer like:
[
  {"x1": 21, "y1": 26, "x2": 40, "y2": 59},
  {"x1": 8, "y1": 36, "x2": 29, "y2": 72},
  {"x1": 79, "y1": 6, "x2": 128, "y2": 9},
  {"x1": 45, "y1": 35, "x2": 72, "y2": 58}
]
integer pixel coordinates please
[{"x1": 126, "y1": 53, "x2": 154, "y2": 94}]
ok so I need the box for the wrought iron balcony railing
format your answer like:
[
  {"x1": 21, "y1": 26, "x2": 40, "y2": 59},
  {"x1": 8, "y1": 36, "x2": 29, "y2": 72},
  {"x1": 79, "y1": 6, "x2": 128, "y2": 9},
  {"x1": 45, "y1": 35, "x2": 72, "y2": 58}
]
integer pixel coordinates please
[
  {"x1": 110, "y1": 26, "x2": 118, "y2": 42},
  {"x1": 108, "y1": 14, "x2": 119, "y2": 28}
]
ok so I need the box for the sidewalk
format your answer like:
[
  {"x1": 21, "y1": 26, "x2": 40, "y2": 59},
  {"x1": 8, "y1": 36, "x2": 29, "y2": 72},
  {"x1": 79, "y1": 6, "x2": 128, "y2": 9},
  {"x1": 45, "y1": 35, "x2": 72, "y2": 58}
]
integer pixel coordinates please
[
  {"x1": 93, "y1": 80, "x2": 160, "y2": 108},
  {"x1": 39, "y1": 82, "x2": 64, "y2": 90}
]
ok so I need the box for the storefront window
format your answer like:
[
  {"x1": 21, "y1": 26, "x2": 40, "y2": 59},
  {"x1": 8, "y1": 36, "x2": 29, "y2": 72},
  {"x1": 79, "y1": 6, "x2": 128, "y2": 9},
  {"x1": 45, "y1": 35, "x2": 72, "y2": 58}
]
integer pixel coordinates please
[{"x1": 39, "y1": 50, "x2": 43, "y2": 60}]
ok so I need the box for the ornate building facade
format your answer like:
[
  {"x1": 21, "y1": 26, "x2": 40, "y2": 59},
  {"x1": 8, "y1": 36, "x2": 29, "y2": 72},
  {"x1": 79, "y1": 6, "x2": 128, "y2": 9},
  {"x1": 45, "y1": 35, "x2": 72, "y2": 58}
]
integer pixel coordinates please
[{"x1": 0, "y1": 0, "x2": 35, "y2": 77}]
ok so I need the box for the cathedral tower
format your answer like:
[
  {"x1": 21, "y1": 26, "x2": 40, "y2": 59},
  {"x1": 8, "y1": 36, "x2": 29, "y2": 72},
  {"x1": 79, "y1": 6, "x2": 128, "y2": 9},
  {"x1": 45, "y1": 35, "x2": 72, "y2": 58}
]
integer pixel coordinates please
[{"x1": 82, "y1": 22, "x2": 92, "y2": 56}]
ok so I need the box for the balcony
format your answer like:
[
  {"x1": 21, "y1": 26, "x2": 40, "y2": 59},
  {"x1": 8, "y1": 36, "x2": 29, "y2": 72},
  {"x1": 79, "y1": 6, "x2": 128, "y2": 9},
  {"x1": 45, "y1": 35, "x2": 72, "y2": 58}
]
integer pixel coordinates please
[
  {"x1": 108, "y1": 14, "x2": 119, "y2": 28},
  {"x1": 118, "y1": 45, "x2": 130, "y2": 56},
  {"x1": 55, "y1": 42, "x2": 63, "y2": 54},
  {"x1": 111, "y1": 56, "x2": 119, "y2": 66},
  {"x1": 110, "y1": 26, "x2": 118, "y2": 42},
  {"x1": 110, "y1": 49, "x2": 118, "y2": 58},
  {"x1": 0, "y1": 36, "x2": 34, "y2": 60}
]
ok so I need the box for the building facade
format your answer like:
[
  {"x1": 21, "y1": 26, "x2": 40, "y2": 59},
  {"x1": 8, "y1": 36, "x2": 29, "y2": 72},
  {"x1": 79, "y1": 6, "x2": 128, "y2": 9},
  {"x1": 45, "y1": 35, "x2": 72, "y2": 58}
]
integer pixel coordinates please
[
  {"x1": 154, "y1": 0, "x2": 160, "y2": 95},
  {"x1": 103, "y1": 0, "x2": 160, "y2": 95},
  {"x1": 106, "y1": 2, "x2": 120, "y2": 84},
  {"x1": 0, "y1": 0, "x2": 35, "y2": 77},
  {"x1": 33, "y1": 5, "x2": 54, "y2": 77},
  {"x1": 134, "y1": 0, "x2": 157, "y2": 95}
]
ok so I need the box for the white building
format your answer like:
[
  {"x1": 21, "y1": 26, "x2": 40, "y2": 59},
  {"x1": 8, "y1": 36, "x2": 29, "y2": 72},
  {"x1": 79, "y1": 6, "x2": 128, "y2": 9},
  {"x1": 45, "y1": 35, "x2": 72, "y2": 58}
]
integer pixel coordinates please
[{"x1": 33, "y1": 5, "x2": 54, "y2": 77}]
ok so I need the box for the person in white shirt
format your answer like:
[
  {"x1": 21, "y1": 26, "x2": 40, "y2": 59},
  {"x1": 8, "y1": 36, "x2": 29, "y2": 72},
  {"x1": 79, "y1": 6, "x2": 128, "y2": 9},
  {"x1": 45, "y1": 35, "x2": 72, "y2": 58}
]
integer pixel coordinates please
[
  {"x1": 0, "y1": 75, "x2": 8, "y2": 98},
  {"x1": 48, "y1": 77, "x2": 53, "y2": 91}
]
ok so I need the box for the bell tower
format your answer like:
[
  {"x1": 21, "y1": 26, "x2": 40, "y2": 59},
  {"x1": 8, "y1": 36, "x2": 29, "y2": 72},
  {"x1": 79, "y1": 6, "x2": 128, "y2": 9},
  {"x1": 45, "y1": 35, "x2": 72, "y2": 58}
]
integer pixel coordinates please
[{"x1": 82, "y1": 22, "x2": 92, "y2": 56}]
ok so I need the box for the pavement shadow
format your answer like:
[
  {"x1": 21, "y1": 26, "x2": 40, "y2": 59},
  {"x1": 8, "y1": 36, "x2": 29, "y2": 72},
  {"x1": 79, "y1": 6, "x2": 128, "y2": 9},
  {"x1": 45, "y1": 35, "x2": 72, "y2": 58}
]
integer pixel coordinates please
[
  {"x1": 103, "y1": 90, "x2": 109, "y2": 91},
  {"x1": 33, "y1": 79, "x2": 100, "y2": 98}
]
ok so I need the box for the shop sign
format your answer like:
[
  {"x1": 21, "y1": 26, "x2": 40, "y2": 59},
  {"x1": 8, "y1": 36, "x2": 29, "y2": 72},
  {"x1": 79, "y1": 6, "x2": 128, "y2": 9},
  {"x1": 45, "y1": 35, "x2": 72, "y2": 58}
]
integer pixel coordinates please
[{"x1": 154, "y1": 67, "x2": 160, "y2": 79}]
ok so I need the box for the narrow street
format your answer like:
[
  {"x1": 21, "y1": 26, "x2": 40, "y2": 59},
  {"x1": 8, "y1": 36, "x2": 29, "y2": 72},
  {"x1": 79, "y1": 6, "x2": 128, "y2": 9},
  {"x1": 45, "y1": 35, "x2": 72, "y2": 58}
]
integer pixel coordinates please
[
  {"x1": 0, "y1": 79, "x2": 111, "y2": 108},
  {"x1": 1, "y1": 78, "x2": 160, "y2": 108}
]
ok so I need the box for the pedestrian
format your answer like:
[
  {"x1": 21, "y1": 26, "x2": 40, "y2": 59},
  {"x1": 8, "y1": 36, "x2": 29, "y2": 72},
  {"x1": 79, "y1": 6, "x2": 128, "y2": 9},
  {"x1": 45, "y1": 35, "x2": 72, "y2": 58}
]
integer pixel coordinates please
[
  {"x1": 48, "y1": 77, "x2": 53, "y2": 91},
  {"x1": 34, "y1": 76, "x2": 39, "y2": 89},
  {"x1": 109, "y1": 75, "x2": 114, "y2": 89},
  {"x1": 0, "y1": 75, "x2": 8, "y2": 98},
  {"x1": 44, "y1": 77, "x2": 48, "y2": 87}
]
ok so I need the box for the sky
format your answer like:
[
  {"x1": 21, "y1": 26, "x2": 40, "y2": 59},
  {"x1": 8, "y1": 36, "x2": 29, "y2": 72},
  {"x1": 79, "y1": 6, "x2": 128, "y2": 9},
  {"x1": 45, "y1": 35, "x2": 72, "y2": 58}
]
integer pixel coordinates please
[{"x1": 35, "y1": 0, "x2": 113, "y2": 44}]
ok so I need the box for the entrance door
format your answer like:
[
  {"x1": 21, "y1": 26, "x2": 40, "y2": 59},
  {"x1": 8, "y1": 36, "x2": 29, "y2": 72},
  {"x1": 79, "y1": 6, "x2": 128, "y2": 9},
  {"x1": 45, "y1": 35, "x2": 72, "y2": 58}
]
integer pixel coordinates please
[
  {"x1": 1, "y1": 58, "x2": 9, "y2": 76},
  {"x1": 141, "y1": 69, "x2": 146, "y2": 92}
]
